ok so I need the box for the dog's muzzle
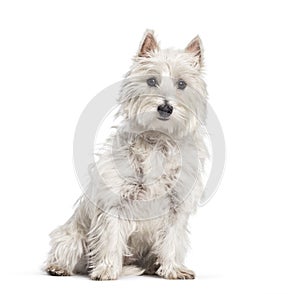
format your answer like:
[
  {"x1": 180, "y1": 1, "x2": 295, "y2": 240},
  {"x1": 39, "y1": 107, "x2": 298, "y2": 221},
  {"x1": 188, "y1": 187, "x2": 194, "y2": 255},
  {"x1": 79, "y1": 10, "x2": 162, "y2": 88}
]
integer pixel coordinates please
[{"x1": 157, "y1": 103, "x2": 173, "y2": 120}]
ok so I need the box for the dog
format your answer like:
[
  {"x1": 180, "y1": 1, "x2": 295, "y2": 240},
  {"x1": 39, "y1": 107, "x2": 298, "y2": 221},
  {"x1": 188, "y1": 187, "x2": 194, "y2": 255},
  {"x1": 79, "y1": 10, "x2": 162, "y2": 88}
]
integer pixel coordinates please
[{"x1": 45, "y1": 30, "x2": 208, "y2": 280}]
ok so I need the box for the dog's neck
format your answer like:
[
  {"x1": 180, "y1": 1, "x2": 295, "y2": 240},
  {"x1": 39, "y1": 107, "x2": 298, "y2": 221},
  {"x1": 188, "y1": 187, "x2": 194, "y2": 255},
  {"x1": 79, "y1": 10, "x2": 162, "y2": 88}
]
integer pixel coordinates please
[{"x1": 118, "y1": 119, "x2": 188, "y2": 143}]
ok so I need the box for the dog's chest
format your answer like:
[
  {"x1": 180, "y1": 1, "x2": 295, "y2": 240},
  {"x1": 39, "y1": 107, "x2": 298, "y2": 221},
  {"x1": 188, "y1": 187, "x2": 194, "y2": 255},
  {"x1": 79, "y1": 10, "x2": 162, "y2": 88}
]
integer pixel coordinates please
[{"x1": 128, "y1": 133, "x2": 181, "y2": 196}]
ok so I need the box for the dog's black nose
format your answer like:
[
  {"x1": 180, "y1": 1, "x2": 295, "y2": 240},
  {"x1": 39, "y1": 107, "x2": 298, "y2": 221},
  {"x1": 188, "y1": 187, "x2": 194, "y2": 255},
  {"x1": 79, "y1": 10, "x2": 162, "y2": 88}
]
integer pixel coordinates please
[{"x1": 157, "y1": 103, "x2": 173, "y2": 118}]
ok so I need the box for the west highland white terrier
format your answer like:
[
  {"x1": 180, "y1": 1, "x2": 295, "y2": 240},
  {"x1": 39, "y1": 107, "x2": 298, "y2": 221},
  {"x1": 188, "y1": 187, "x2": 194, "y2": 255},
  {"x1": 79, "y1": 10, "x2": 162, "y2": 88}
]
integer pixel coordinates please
[{"x1": 45, "y1": 30, "x2": 208, "y2": 280}]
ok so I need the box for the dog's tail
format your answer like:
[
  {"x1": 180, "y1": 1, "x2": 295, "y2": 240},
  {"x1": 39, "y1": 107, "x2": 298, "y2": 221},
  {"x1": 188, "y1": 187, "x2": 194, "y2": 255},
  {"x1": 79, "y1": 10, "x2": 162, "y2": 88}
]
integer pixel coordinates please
[{"x1": 121, "y1": 265, "x2": 145, "y2": 277}]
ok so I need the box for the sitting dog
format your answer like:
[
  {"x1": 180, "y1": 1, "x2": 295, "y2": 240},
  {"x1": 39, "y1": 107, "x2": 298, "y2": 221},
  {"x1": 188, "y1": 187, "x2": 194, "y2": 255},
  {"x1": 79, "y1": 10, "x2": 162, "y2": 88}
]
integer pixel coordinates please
[{"x1": 45, "y1": 30, "x2": 208, "y2": 280}]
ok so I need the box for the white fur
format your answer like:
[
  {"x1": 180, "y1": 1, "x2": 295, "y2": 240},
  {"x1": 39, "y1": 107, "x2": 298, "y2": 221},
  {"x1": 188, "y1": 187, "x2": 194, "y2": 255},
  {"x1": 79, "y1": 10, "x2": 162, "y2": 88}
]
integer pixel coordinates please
[{"x1": 45, "y1": 30, "x2": 208, "y2": 280}]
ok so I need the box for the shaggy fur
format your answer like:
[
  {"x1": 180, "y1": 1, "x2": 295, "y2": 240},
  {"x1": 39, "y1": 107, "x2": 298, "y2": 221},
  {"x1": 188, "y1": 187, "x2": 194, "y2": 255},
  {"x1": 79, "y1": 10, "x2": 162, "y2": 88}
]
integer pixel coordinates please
[{"x1": 45, "y1": 30, "x2": 208, "y2": 280}]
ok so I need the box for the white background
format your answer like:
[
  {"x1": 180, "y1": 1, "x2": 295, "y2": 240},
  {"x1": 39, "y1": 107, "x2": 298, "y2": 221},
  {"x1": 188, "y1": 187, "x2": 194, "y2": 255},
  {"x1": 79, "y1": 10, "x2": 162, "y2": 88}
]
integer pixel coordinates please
[{"x1": 1, "y1": 0, "x2": 300, "y2": 293}]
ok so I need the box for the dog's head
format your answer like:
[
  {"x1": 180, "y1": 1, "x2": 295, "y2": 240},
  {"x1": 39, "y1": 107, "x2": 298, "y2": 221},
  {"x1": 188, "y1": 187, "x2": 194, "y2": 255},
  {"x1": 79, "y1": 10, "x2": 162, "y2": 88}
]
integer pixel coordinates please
[{"x1": 118, "y1": 30, "x2": 207, "y2": 138}]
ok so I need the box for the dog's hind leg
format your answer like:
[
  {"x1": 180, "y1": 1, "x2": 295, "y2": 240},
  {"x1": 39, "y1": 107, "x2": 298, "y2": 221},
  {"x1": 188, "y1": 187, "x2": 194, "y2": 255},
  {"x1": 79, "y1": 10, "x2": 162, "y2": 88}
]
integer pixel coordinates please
[{"x1": 45, "y1": 207, "x2": 88, "y2": 276}]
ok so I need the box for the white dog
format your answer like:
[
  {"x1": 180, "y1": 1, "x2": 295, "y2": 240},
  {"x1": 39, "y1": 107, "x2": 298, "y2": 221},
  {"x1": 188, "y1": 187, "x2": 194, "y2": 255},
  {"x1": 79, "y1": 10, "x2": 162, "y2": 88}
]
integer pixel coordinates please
[{"x1": 45, "y1": 30, "x2": 208, "y2": 280}]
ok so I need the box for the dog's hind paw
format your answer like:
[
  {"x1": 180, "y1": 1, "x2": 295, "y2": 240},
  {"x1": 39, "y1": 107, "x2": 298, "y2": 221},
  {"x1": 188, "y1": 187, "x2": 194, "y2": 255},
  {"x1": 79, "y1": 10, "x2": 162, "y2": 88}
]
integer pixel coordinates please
[
  {"x1": 156, "y1": 265, "x2": 195, "y2": 280},
  {"x1": 46, "y1": 265, "x2": 70, "y2": 276}
]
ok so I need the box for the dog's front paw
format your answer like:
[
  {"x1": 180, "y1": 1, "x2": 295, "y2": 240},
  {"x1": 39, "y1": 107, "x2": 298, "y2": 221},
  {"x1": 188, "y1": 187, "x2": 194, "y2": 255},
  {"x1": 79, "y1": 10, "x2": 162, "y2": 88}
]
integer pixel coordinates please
[
  {"x1": 90, "y1": 265, "x2": 119, "y2": 281},
  {"x1": 46, "y1": 265, "x2": 70, "y2": 276},
  {"x1": 156, "y1": 265, "x2": 195, "y2": 280}
]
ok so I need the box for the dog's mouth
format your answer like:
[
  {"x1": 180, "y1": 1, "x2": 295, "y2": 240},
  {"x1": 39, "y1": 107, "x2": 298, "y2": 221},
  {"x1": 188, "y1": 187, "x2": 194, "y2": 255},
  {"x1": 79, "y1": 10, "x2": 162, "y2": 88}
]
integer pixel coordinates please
[{"x1": 157, "y1": 117, "x2": 170, "y2": 121}]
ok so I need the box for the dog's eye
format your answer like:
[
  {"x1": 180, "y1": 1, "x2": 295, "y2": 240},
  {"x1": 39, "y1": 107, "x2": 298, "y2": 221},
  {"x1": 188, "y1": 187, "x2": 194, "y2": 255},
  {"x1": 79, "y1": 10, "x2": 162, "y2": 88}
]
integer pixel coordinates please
[
  {"x1": 147, "y1": 77, "x2": 158, "y2": 87},
  {"x1": 177, "y1": 79, "x2": 187, "y2": 90}
]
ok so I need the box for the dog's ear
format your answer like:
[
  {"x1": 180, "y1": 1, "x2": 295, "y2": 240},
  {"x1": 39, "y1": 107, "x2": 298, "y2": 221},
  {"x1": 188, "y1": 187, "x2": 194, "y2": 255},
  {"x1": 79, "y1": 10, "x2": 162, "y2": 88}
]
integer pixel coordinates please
[
  {"x1": 138, "y1": 30, "x2": 159, "y2": 57},
  {"x1": 185, "y1": 35, "x2": 204, "y2": 66}
]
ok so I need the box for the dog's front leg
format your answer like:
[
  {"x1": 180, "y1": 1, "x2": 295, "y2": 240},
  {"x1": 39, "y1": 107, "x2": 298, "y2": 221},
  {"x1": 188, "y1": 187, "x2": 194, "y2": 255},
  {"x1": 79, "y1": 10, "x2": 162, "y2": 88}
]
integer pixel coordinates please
[
  {"x1": 88, "y1": 211, "x2": 130, "y2": 280},
  {"x1": 154, "y1": 212, "x2": 195, "y2": 279}
]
